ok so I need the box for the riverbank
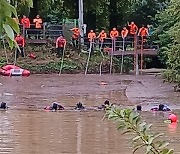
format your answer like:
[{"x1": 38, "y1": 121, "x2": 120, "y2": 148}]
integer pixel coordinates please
[{"x1": 0, "y1": 46, "x2": 134, "y2": 74}]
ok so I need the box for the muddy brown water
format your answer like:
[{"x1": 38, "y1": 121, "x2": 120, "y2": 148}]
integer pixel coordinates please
[{"x1": 0, "y1": 74, "x2": 180, "y2": 154}]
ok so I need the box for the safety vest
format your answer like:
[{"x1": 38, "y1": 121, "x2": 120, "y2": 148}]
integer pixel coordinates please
[
  {"x1": 110, "y1": 30, "x2": 119, "y2": 38},
  {"x1": 88, "y1": 32, "x2": 96, "y2": 41},
  {"x1": 98, "y1": 32, "x2": 107, "y2": 42},
  {"x1": 15, "y1": 36, "x2": 25, "y2": 47},
  {"x1": 72, "y1": 28, "x2": 80, "y2": 39},
  {"x1": 129, "y1": 24, "x2": 138, "y2": 35},
  {"x1": 121, "y1": 29, "x2": 129, "y2": 38},
  {"x1": 21, "y1": 18, "x2": 30, "y2": 28},
  {"x1": 33, "y1": 18, "x2": 42, "y2": 28},
  {"x1": 138, "y1": 27, "x2": 148, "y2": 37},
  {"x1": 57, "y1": 38, "x2": 66, "y2": 48}
]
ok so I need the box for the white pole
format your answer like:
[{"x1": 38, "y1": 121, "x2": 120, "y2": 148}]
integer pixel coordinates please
[{"x1": 79, "y1": 0, "x2": 84, "y2": 44}]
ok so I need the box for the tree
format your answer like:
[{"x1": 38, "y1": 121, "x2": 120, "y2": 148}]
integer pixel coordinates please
[{"x1": 155, "y1": 0, "x2": 180, "y2": 84}]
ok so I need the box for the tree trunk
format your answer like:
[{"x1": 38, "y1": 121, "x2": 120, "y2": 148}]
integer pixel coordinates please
[
  {"x1": 29, "y1": 0, "x2": 38, "y2": 19},
  {"x1": 109, "y1": 0, "x2": 117, "y2": 29}
]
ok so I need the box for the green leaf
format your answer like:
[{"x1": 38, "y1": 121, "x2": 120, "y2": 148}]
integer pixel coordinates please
[
  {"x1": 6, "y1": 16, "x2": 20, "y2": 34},
  {"x1": 3, "y1": 24, "x2": 14, "y2": 41},
  {"x1": 158, "y1": 141, "x2": 169, "y2": 149},
  {"x1": 132, "y1": 136, "x2": 141, "y2": 142},
  {"x1": 146, "y1": 145, "x2": 152, "y2": 153},
  {"x1": 133, "y1": 144, "x2": 145, "y2": 153}
]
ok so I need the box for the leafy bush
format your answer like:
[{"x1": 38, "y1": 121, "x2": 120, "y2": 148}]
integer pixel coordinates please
[{"x1": 105, "y1": 106, "x2": 174, "y2": 154}]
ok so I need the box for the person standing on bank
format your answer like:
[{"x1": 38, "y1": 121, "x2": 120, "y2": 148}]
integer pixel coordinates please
[
  {"x1": 15, "y1": 34, "x2": 25, "y2": 58},
  {"x1": 33, "y1": 15, "x2": 43, "y2": 39},
  {"x1": 55, "y1": 35, "x2": 66, "y2": 58}
]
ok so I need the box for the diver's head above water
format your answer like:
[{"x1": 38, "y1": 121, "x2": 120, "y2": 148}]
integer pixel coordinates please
[
  {"x1": 75, "y1": 102, "x2": 85, "y2": 110},
  {"x1": 0, "y1": 102, "x2": 7, "y2": 109},
  {"x1": 104, "y1": 100, "x2": 110, "y2": 106}
]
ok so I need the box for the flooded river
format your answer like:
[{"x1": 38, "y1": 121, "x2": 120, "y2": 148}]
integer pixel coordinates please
[{"x1": 0, "y1": 74, "x2": 180, "y2": 154}]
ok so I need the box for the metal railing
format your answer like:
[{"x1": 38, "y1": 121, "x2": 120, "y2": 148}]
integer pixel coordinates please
[
  {"x1": 79, "y1": 36, "x2": 159, "y2": 52},
  {"x1": 20, "y1": 23, "x2": 63, "y2": 40}
]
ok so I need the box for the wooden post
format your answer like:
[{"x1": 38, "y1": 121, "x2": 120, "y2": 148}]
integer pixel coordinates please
[
  {"x1": 140, "y1": 36, "x2": 144, "y2": 74},
  {"x1": 134, "y1": 35, "x2": 139, "y2": 75},
  {"x1": 43, "y1": 23, "x2": 46, "y2": 39}
]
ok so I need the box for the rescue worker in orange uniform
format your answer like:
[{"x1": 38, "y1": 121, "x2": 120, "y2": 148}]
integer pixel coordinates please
[
  {"x1": 88, "y1": 30, "x2": 96, "y2": 53},
  {"x1": 70, "y1": 27, "x2": 80, "y2": 47},
  {"x1": 33, "y1": 15, "x2": 43, "y2": 39},
  {"x1": 121, "y1": 27, "x2": 129, "y2": 51},
  {"x1": 110, "y1": 28, "x2": 119, "y2": 52},
  {"x1": 110, "y1": 28, "x2": 119, "y2": 39},
  {"x1": 97, "y1": 30, "x2": 107, "y2": 50},
  {"x1": 88, "y1": 30, "x2": 96, "y2": 42},
  {"x1": 128, "y1": 21, "x2": 138, "y2": 47},
  {"x1": 15, "y1": 34, "x2": 25, "y2": 58},
  {"x1": 138, "y1": 25, "x2": 149, "y2": 44},
  {"x1": 128, "y1": 21, "x2": 138, "y2": 35},
  {"x1": 21, "y1": 15, "x2": 30, "y2": 29},
  {"x1": 21, "y1": 15, "x2": 30, "y2": 38},
  {"x1": 56, "y1": 35, "x2": 66, "y2": 58}
]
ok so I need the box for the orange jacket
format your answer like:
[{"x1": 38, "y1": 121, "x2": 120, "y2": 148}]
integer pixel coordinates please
[
  {"x1": 110, "y1": 30, "x2": 119, "y2": 38},
  {"x1": 138, "y1": 27, "x2": 149, "y2": 37},
  {"x1": 21, "y1": 17, "x2": 30, "y2": 28},
  {"x1": 97, "y1": 32, "x2": 107, "y2": 42},
  {"x1": 71, "y1": 28, "x2": 80, "y2": 39},
  {"x1": 121, "y1": 29, "x2": 129, "y2": 38},
  {"x1": 33, "y1": 18, "x2": 42, "y2": 28},
  {"x1": 15, "y1": 36, "x2": 25, "y2": 47},
  {"x1": 129, "y1": 24, "x2": 138, "y2": 35},
  {"x1": 88, "y1": 32, "x2": 96, "y2": 41}
]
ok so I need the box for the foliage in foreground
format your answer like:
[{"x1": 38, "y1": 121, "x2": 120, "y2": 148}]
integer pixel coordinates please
[
  {"x1": 0, "y1": 0, "x2": 32, "y2": 48},
  {"x1": 105, "y1": 106, "x2": 174, "y2": 154},
  {"x1": 155, "y1": 0, "x2": 180, "y2": 84}
]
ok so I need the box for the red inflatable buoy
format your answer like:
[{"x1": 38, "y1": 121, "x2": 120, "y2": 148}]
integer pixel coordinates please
[{"x1": 168, "y1": 114, "x2": 178, "y2": 123}]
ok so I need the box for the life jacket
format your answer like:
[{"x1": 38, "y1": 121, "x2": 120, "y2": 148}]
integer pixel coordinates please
[
  {"x1": 121, "y1": 29, "x2": 129, "y2": 38},
  {"x1": 72, "y1": 28, "x2": 80, "y2": 39},
  {"x1": 33, "y1": 18, "x2": 42, "y2": 28},
  {"x1": 88, "y1": 32, "x2": 96, "y2": 41},
  {"x1": 15, "y1": 36, "x2": 25, "y2": 47},
  {"x1": 98, "y1": 32, "x2": 107, "y2": 42},
  {"x1": 129, "y1": 24, "x2": 138, "y2": 35},
  {"x1": 110, "y1": 30, "x2": 119, "y2": 38},
  {"x1": 57, "y1": 38, "x2": 66, "y2": 48},
  {"x1": 21, "y1": 18, "x2": 30, "y2": 28},
  {"x1": 139, "y1": 27, "x2": 148, "y2": 37}
]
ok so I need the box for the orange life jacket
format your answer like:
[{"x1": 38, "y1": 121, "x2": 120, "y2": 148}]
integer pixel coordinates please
[
  {"x1": 110, "y1": 30, "x2": 119, "y2": 38},
  {"x1": 88, "y1": 32, "x2": 96, "y2": 41},
  {"x1": 121, "y1": 29, "x2": 129, "y2": 38},
  {"x1": 98, "y1": 32, "x2": 107, "y2": 42},
  {"x1": 15, "y1": 36, "x2": 25, "y2": 47},
  {"x1": 72, "y1": 28, "x2": 80, "y2": 39},
  {"x1": 21, "y1": 18, "x2": 30, "y2": 28},
  {"x1": 129, "y1": 24, "x2": 138, "y2": 35},
  {"x1": 138, "y1": 27, "x2": 148, "y2": 37},
  {"x1": 33, "y1": 18, "x2": 42, "y2": 28}
]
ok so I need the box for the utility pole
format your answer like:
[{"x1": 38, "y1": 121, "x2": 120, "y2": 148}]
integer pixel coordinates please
[
  {"x1": 79, "y1": 0, "x2": 84, "y2": 44},
  {"x1": 134, "y1": 35, "x2": 139, "y2": 75}
]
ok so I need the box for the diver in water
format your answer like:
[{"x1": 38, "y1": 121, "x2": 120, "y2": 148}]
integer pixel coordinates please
[
  {"x1": 44, "y1": 102, "x2": 64, "y2": 111},
  {"x1": 98, "y1": 100, "x2": 110, "y2": 110},
  {"x1": 0, "y1": 102, "x2": 8, "y2": 109},
  {"x1": 136, "y1": 105, "x2": 142, "y2": 111},
  {"x1": 151, "y1": 104, "x2": 171, "y2": 112},
  {"x1": 75, "y1": 102, "x2": 85, "y2": 110}
]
